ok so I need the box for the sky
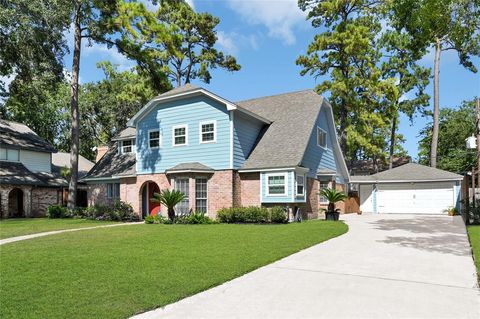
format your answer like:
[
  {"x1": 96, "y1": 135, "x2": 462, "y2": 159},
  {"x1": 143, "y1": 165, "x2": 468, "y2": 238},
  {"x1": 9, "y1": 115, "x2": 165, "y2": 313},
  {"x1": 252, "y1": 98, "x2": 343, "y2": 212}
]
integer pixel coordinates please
[{"x1": 63, "y1": 0, "x2": 480, "y2": 160}]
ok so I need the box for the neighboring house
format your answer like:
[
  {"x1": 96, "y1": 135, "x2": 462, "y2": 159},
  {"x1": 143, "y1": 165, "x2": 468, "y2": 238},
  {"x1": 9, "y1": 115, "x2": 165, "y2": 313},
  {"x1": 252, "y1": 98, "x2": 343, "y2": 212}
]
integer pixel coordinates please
[
  {"x1": 0, "y1": 120, "x2": 94, "y2": 217},
  {"x1": 82, "y1": 84, "x2": 350, "y2": 219},
  {"x1": 350, "y1": 163, "x2": 463, "y2": 215}
]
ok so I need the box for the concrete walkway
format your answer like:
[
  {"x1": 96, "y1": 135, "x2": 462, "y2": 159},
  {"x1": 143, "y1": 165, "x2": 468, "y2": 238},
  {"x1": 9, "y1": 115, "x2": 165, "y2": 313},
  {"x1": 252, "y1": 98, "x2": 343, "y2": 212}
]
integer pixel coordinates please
[
  {"x1": 0, "y1": 222, "x2": 143, "y2": 245},
  {"x1": 132, "y1": 214, "x2": 480, "y2": 319}
]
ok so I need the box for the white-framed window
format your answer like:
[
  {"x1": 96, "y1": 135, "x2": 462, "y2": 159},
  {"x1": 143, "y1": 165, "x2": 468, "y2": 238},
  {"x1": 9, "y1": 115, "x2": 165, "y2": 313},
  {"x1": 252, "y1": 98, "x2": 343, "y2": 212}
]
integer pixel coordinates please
[
  {"x1": 0, "y1": 148, "x2": 20, "y2": 161},
  {"x1": 319, "y1": 181, "x2": 329, "y2": 204},
  {"x1": 266, "y1": 173, "x2": 287, "y2": 196},
  {"x1": 199, "y1": 120, "x2": 216, "y2": 143},
  {"x1": 317, "y1": 127, "x2": 327, "y2": 148},
  {"x1": 296, "y1": 174, "x2": 305, "y2": 196},
  {"x1": 195, "y1": 177, "x2": 208, "y2": 213},
  {"x1": 121, "y1": 140, "x2": 135, "y2": 154},
  {"x1": 107, "y1": 183, "x2": 120, "y2": 199},
  {"x1": 172, "y1": 125, "x2": 188, "y2": 146},
  {"x1": 149, "y1": 130, "x2": 161, "y2": 149},
  {"x1": 175, "y1": 178, "x2": 189, "y2": 214}
]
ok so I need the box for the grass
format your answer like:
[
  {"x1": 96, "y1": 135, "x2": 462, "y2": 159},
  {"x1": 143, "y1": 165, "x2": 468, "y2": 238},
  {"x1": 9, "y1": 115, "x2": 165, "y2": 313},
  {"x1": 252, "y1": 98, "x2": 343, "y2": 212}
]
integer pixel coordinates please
[
  {"x1": 0, "y1": 218, "x2": 118, "y2": 239},
  {"x1": 467, "y1": 225, "x2": 480, "y2": 281},
  {"x1": 0, "y1": 221, "x2": 347, "y2": 319}
]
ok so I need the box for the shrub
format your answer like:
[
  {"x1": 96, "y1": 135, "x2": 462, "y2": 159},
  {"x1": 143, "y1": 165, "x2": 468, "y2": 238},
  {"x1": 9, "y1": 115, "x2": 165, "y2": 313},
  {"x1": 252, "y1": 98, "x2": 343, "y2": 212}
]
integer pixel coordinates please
[
  {"x1": 217, "y1": 206, "x2": 286, "y2": 223},
  {"x1": 270, "y1": 206, "x2": 288, "y2": 223},
  {"x1": 47, "y1": 205, "x2": 68, "y2": 218},
  {"x1": 144, "y1": 214, "x2": 167, "y2": 224},
  {"x1": 177, "y1": 211, "x2": 216, "y2": 224}
]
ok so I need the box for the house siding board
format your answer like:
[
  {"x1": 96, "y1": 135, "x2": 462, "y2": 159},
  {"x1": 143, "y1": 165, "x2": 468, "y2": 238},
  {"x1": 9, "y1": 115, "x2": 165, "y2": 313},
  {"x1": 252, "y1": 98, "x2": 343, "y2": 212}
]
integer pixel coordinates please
[
  {"x1": 19, "y1": 150, "x2": 51, "y2": 173},
  {"x1": 136, "y1": 96, "x2": 231, "y2": 174},
  {"x1": 233, "y1": 112, "x2": 264, "y2": 169},
  {"x1": 260, "y1": 171, "x2": 294, "y2": 203},
  {"x1": 301, "y1": 107, "x2": 338, "y2": 178}
]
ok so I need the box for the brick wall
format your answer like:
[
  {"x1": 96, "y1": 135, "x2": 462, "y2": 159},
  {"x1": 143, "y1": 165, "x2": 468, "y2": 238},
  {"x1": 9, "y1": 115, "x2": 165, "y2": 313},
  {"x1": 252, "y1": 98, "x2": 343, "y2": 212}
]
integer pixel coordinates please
[
  {"x1": 306, "y1": 177, "x2": 320, "y2": 219},
  {"x1": 31, "y1": 187, "x2": 60, "y2": 217},
  {"x1": 239, "y1": 172, "x2": 260, "y2": 207},
  {"x1": 207, "y1": 170, "x2": 234, "y2": 215},
  {"x1": 87, "y1": 184, "x2": 109, "y2": 207}
]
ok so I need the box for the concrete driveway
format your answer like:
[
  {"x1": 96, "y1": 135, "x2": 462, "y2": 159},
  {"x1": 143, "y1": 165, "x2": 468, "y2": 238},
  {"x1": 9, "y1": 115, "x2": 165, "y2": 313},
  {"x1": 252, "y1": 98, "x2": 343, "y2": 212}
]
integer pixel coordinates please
[{"x1": 132, "y1": 214, "x2": 480, "y2": 319}]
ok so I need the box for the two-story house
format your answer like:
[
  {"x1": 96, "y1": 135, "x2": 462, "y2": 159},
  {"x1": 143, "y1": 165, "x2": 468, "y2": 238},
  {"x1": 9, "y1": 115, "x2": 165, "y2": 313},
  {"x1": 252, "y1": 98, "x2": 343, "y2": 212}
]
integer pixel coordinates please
[
  {"x1": 0, "y1": 120, "x2": 94, "y2": 217},
  {"x1": 82, "y1": 84, "x2": 349, "y2": 219}
]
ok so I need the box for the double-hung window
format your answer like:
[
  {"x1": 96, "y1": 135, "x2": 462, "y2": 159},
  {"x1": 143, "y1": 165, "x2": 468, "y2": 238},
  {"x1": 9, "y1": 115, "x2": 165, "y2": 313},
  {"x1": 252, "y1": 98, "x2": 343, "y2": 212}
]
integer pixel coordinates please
[
  {"x1": 200, "y1": 121, "x2": 216, "y2": 143},
  {"x1": 107, "y1": 183, "x2": 120, "y2": 199},
  {"x1": 319, "y1": 181, "x2": 329, "y2": 204},
  {"x1": 175, "y1": 178, "x2": 189, "y2": 214},
  {"x1": 173, "y1": 125, "x2": 187, "y2": 146},
  {"x1": 149, "y1": 130, "x2": 160, "y2": 149},
  {"x1": 267, "y1": 174, "x2": 287, "y2": 196},
  {"x1": 317, "y1": 127, "x2": 327, "y2": 148},
  {"x1": 195, "y1": 178, "x2": 208, "y2": 213},
  {"x1": 121, "y1": 140, "x2": 134, "y2": 153},
  {"x1": 296, "y1": 175, "x2": 305, "y2": 196}
]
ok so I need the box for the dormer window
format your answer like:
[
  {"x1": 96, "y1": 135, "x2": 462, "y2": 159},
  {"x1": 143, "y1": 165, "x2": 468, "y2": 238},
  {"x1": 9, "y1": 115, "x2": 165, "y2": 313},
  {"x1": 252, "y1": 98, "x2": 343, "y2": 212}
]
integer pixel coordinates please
[
  {"x1": 0, "y1": 148, "x2": 20, "y2": 161},
  {"x1": 317, "y1": 127, "x2": 327, "y2": 148},
  {"x1": 173, "y1": 125, "x2": 188, "y2": 146},
  {"x1": 121, "y1": 140, "x2": 135, "y2": 154},
  {"x1": 200, "y1": 121, "x2": 216, "y2": 143}
]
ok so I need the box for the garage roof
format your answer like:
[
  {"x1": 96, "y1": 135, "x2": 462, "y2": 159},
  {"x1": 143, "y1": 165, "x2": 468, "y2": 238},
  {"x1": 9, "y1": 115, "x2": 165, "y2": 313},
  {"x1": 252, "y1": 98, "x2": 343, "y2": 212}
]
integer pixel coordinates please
[{"x1": 350, "y1": 163, "x2": 463, "y2": 183}]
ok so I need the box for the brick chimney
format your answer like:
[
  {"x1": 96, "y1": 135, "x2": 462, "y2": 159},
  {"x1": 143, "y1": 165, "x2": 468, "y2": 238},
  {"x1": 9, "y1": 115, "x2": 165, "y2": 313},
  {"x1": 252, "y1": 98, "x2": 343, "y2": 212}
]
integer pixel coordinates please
[{"x1": 96, "y1": 145, "x2": 109, "y2": 162}]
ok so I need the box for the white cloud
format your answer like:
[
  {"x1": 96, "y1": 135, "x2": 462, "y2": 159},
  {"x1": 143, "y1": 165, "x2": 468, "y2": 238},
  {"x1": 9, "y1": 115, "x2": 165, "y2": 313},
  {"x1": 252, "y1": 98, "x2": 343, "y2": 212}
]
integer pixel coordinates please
[
  {"x1": 225, "y1": 0, "x2": 308, "y2": 45},
  {"x1": 217, "y1": 31, "x2": 259, "y2": 55}
]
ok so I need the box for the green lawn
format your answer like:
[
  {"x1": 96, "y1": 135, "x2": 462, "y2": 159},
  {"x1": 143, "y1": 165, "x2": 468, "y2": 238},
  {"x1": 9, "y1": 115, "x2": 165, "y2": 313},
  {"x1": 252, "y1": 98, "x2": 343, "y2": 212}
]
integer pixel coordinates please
[
  {"x1": 0, "y1": 218, "x2": 118, "y2": 239},
  {"x1": 0, "y1": 221, "x2": 347, "y2": 319},
  {"x1": 467, "y1": 225, "x2": 480, "y2": 281}
]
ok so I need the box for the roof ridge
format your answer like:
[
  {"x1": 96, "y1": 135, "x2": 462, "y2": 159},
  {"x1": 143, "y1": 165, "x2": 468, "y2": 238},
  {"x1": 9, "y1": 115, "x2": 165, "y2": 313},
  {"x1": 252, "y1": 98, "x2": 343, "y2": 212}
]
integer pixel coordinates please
[
  {"x1": 0, "y1": 119, "x2": 30, "y2": 127},
  {"x1": 235, "y1": 89, "x2": 316, "y2": 104}
]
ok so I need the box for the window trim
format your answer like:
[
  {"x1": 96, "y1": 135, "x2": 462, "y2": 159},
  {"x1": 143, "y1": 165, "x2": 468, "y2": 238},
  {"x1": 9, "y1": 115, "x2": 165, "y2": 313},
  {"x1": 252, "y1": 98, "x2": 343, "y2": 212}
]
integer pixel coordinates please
[
  {"x1": 172, "y1": 124, "x2": 188, "y2": 147},
  {"x1": 0, "y1": 148, "x2": 20, "y2": 162},
  {"x1": 148, "y1": 129, "x2": 161, "y2": 149},
  {"x1": 317, "y1": 126, "x2": 327, "y2": 149},
  {"x1": 174, "y1": 177, "x2": 190, "y2": 214},
  {"x1": 195, "y1": 176, "x2": 208, "y2": 214},
  {"x1": 199, "y1": 120, "x2": 217, "y2": 144},
  {"x1": 265, "y1": 172, "x2": 288, "y2": 197},
  {"x1": 121, "y1": 140, "x2": 134, "y2": 154},
  {"x1": 107, "y1": 183, "x2": 120, "y2": 199},
  {"x1": 296, "y1": 174, "x2": 305, "y2": 197}
]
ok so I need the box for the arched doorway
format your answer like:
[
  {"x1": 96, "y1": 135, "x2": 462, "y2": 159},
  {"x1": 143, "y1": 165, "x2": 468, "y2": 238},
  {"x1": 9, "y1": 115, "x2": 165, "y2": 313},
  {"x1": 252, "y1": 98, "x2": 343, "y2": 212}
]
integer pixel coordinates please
[
  {"x1": 8, "y1": 188, "x2": 24, "y2": 218},
  {"x1": 140, "y1": 182, "x2": 160, "y2": 219}
]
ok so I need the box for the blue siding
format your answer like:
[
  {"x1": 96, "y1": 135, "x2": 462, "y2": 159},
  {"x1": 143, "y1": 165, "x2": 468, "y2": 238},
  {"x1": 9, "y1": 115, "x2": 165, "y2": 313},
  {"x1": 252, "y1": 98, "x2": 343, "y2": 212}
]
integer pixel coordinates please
[
  {"x1": 260, "y1": 171, "x2": 294, "y2": 203},
  {"x1": 301, "y1": 107, "x2": 342, "y2": 179},
  {"x1": 233, "y1": 112, "x2": 264, "y2": 169},
  {"x1": 136, "y1": 96, "x2": 230, "y2": 173}
]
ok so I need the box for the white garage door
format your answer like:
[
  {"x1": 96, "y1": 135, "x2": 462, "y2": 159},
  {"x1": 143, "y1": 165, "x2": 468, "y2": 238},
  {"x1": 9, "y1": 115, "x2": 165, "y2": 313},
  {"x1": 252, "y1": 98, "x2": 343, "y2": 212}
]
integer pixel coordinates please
[{"x1": 376, "y1": 182, "x2": 454, "y2": 214}]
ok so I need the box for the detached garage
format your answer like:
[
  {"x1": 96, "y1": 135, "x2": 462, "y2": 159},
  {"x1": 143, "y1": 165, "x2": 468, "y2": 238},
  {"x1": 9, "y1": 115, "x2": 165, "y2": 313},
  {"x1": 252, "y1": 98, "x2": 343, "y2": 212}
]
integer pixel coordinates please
[{"x1": 351, "y1": 163, "x2": 463, "y2": 215}]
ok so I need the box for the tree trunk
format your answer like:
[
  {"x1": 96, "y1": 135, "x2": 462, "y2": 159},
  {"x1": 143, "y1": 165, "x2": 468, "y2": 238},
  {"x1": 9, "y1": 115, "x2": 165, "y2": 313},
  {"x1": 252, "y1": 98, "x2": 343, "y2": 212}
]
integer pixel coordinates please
[
  {"x1": 430, "y1": 38, "x2": 441, "y2": 168},
  {"x1": 168, "y1": 207, "x2": 175, "y2": 221},
  {"x1": 389, "y1": 108, "x2": 398, "y2": 170},
  {"x1": 339, "y1": 103, "x2": 348, "y2": 157},
  {"x1": 67, "y1": 6, "x2": 82, "y2": 210}
]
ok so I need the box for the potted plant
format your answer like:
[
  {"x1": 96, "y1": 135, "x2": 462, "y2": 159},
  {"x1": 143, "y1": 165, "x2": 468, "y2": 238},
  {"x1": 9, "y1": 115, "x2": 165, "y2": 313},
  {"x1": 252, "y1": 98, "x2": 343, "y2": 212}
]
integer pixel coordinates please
[
  {"x1": 447, "y1": 207, "x2": 457, "y2": 216},
  {"x1": 319, "y1": 188, "x2": 347, "y2": 221},
  {"x1": 151, "y1": 189, "x2": 186, "y2": 222}
]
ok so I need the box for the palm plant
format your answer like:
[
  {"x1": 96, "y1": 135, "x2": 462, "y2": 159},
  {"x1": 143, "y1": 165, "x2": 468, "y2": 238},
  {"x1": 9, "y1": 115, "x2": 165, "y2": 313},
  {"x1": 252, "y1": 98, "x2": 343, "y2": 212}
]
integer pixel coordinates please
[
  {"x1": 151, "y1": 189, "x2": 186, "y2": 221},
  {"x1": 320, "y1": 188, "x2": 347, "y2": 219}
]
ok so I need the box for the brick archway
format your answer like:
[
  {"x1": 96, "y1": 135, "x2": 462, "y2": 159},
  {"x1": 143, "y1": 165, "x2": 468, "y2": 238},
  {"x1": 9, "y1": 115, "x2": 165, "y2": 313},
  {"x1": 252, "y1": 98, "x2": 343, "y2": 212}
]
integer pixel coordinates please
[
  {"x1": 8, "y1": 188, "x2": 24, "y2": 218},
  {"x1": 139, "y1": 181, "x2": 160, "y2": 219}
]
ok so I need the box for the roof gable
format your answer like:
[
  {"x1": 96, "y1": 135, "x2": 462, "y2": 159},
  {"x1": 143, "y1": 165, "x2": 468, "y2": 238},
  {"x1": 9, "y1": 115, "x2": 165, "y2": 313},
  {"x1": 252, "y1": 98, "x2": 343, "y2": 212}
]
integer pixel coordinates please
[{"x1": 0, "y1": 120, "x2": 56, "y2": 153}]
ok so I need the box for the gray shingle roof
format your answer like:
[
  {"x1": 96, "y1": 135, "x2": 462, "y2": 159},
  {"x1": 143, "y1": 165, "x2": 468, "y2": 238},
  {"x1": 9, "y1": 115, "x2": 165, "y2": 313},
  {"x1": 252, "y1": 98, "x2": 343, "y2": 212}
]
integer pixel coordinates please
[
  {"x1": 111, "y1": 127, "x2": 136, "y2": 141},
  {"x1": 350, "y1": 163, "x2": 463, "y2": 183},
  {"x1": 0, "y1": 120, "x2": 57, "y2": 153},
  {"x1": 83, "y1": 146, "x2": 136, "y2": 180},
  {"x1": 0, "y1": 161, "x2": 67, "y2": 187},
  {"x1": 158, "y1": 83, "x2": 199, "y2": 98},
  {"x1": 165, "y1": 162, "x2": 214, "y2": 173},
  {"x1": 51, "y1": 152, "x2": 95, "y2": 179},
  {"x1": 236, "y1": 90, "x2": 324, "y2": 170}
]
